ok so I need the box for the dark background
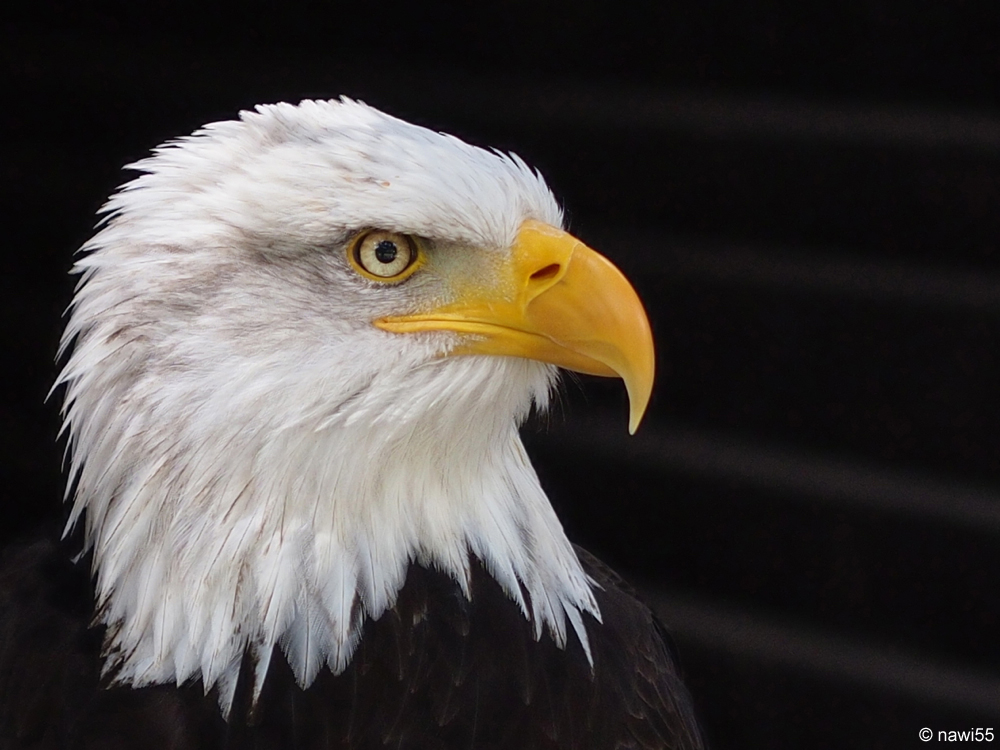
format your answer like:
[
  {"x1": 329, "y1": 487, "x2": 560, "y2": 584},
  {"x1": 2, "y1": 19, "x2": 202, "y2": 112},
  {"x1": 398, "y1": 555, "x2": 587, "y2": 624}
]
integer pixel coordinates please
[{"x1": 4, "y1": 3, "x2": 1000, "y2": 747}]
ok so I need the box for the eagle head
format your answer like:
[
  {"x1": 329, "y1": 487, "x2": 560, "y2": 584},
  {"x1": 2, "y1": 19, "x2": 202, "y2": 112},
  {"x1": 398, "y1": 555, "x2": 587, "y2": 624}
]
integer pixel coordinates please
[{"x1": 57, "y1": 99, "x2": 654, "y2": 712}]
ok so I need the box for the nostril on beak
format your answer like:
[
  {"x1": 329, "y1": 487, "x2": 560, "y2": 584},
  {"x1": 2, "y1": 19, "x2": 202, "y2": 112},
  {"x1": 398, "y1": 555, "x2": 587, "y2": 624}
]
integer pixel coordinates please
[{"x1": 530, "y1": 264, "x2": 561, "y2": 282}]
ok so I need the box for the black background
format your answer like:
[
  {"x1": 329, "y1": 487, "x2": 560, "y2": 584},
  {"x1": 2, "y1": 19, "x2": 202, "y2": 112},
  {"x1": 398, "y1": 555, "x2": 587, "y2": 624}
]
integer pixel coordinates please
[{"x1": 4, "y1": 3, "x2": 1000, "y2": 747}]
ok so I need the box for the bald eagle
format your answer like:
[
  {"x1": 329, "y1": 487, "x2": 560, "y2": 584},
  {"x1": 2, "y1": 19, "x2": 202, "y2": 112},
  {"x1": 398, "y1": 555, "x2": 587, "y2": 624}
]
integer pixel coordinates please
[{"x1": 1, "y1": 100, "x2": 703, "y2": 749}]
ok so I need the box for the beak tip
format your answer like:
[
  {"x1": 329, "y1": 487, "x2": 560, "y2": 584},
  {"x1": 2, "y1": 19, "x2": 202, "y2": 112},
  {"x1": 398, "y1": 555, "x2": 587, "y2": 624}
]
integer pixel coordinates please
[
  {"x1": 626, "y1": 390, "x2": 650, "y2": 436},
  {"x1": 627, "y1": 406, "x2": 644, "y2": 435},
  {"x1": 624, "y1": 356, "x2": 654, "y2": 436}
]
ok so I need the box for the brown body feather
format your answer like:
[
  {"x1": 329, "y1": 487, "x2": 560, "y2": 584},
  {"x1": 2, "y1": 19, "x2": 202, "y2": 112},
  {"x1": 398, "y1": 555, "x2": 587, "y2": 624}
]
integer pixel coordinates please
[{"x1": 1, "y1": 533, "x2": 702, "y2": 750}]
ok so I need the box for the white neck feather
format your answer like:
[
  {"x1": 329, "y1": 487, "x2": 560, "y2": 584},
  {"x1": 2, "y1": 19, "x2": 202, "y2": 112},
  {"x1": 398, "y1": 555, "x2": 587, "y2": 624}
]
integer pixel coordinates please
[{"x1": 65, "y1": 340, "x2": 598, "y2": 714}]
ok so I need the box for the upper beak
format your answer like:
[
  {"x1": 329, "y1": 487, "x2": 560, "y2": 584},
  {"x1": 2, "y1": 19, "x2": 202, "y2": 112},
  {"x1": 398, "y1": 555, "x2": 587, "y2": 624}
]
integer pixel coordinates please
[{"x1": 375, "y1": 220, "x2": 655, "y2": 433}]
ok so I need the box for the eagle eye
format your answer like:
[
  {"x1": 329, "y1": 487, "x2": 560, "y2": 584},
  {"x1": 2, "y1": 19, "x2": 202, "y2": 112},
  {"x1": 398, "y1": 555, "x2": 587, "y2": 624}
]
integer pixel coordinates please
[{"x1": 349, "y1": 230, "x2": 421, "y2": 282}]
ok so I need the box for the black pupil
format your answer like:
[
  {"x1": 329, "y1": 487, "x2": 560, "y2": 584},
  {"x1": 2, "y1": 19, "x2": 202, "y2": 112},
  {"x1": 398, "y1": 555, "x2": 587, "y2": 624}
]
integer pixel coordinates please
[{"x1": 374, "y1": 240, "x2": 398, "y2": 264}]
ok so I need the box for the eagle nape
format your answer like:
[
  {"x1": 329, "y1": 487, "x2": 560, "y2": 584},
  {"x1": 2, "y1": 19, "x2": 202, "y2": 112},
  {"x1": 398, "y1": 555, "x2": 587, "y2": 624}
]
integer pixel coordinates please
[{"x1": 0, "y1": 98, "x2": 704, "y2": 749}]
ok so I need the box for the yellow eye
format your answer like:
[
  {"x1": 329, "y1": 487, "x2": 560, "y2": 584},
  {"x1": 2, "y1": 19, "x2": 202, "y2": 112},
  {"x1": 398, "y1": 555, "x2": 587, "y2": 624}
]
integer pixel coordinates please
[{"x1": 349, "y1": 230, "x2": 421, "y2": 282}]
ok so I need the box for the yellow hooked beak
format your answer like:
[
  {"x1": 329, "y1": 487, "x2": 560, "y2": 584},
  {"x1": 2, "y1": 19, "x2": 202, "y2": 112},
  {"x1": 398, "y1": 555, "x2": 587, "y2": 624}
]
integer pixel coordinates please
[{"x1": 375, "y1": 220, "x2": 655, "y2": 433}]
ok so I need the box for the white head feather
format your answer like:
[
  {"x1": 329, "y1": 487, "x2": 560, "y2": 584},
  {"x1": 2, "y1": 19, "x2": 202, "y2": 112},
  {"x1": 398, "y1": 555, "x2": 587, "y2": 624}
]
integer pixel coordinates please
[{"x1": 56, "y1": 99, "x2": 600, "y2": 713}]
